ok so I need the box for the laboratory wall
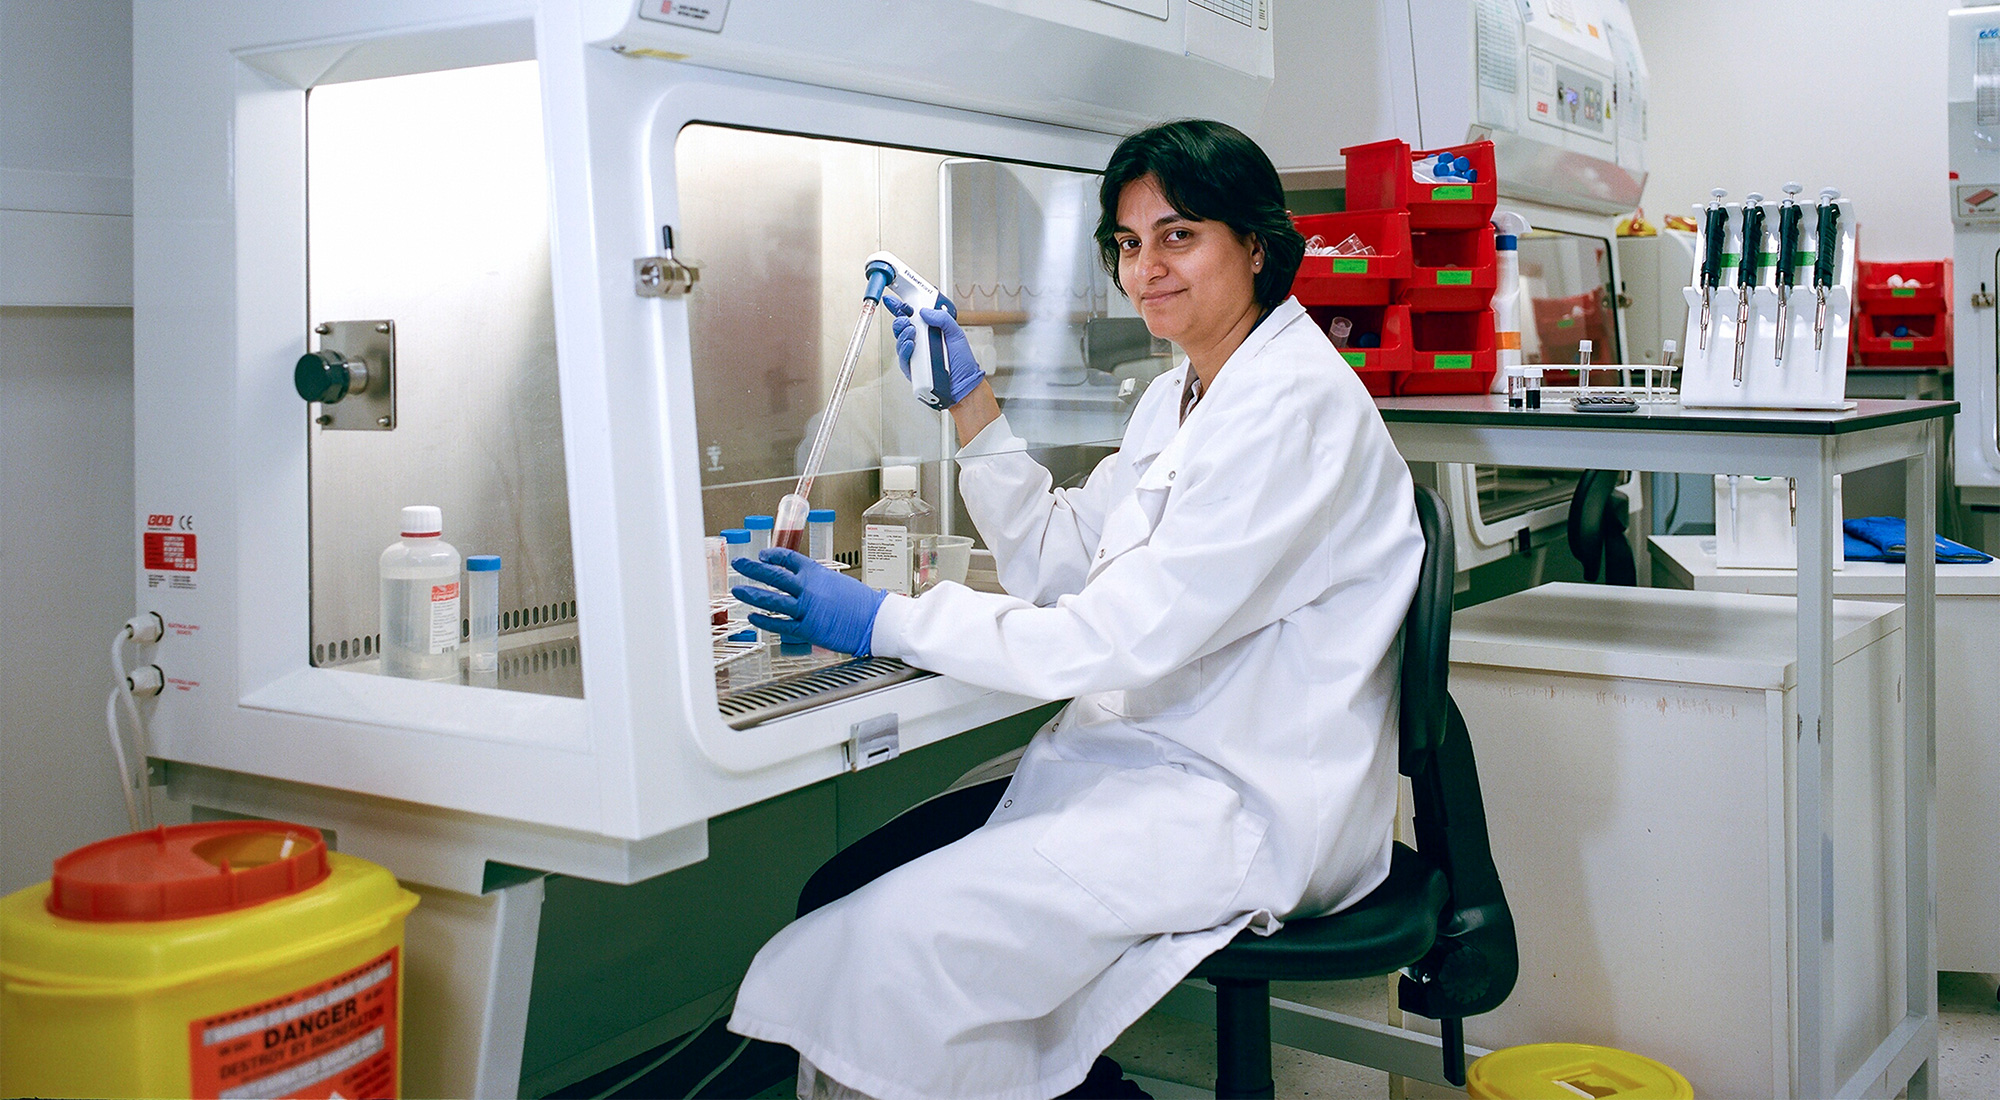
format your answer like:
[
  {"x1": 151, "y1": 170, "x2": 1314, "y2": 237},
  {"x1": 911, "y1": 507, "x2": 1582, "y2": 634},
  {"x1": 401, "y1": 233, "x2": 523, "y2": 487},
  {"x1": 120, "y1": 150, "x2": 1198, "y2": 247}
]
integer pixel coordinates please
[
  {"x1": 1630, "y1": 0, "x2": 1955, "y2": 262},
  {"x1": 0, "y1": 0, "x2": 151, "y2": 895},
  {"x1": 1254, "y1": 0, "x2": 1418, "y2": 171}
]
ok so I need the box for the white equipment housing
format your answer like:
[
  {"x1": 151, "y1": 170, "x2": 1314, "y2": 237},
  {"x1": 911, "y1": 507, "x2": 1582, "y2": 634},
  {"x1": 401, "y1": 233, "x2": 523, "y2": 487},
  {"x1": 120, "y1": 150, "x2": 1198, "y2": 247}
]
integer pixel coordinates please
[
  {"x1": 1948, "y1": 6, "x2": 2000, "y2": 508},
  {"x1": 131, "y1": 0, "x2": 1271, "y2": 894},
  {"x1": 1335, "y1": 0, "x2": 1648, "y2": 571}
]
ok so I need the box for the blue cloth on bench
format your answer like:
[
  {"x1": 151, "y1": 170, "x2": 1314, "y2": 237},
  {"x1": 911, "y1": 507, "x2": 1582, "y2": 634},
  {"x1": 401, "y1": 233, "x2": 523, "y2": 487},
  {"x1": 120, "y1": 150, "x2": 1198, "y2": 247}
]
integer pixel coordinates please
[{"x1": 1843, "y1": 516, "x2": 1993, "y2": 564}]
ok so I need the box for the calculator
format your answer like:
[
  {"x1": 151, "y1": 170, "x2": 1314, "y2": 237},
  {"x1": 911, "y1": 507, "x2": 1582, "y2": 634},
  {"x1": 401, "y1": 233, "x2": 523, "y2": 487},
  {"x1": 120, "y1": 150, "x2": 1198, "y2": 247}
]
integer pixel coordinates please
[{"x1": 1571, "y1": 395, "x2": 1639, "y2": 413}]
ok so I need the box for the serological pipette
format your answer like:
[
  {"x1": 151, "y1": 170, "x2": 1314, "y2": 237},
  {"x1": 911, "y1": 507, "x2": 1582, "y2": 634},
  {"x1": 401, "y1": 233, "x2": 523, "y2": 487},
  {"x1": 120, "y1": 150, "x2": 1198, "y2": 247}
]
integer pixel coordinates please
[
  {"x1": 773, "y1": 260, "x2": 900, "y2": 553},
  {"x1": 1774, "y1": 182, "x2": 1804, "y2": 362},
  {"x1": 1699, "y1": 189, "x2": 1728, "y2": 349},
  {"x1": 1733, "y1": 193, "x2": 1765, "y2": 385},
  {"x1": 1813, "y1": 188, "x2": 1842, "y2": 351}
]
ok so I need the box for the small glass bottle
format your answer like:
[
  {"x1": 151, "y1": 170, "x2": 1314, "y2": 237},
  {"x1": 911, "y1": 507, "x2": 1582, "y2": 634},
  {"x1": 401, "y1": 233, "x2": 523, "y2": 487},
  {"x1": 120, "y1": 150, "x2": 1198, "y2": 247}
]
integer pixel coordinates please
[
  {"x1": 863, "y1": 465, "x2": 935, "y2": 596},
  {"x1": 380, "y1": 505, "x2": 462, "y2": 681},
  {"x1": 465, "y1": 555, "x2": 501, "y2": 687},
  {"x1": 808, "y1": 509, "x2": 837, "y2": 561}
]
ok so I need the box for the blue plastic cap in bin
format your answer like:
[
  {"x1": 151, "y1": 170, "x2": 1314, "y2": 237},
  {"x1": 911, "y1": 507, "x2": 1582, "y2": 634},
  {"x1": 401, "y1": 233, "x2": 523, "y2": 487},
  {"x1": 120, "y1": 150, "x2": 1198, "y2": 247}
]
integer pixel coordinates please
[
  {"x1": 744, "y1": 515, "x2": 775, "y2": 530},
  {"x1": 467, "y1": 555, "x2": 502, "y2": 572},
  {"x1": 808, "y1": 509, "x2": 836, "y2": 522}
]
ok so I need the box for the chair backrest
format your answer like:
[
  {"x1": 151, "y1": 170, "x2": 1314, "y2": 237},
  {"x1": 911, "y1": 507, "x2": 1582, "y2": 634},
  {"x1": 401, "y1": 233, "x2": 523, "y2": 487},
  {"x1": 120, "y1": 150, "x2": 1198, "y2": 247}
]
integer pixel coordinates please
[
  {"x1": 1395, "y1": 483, "x2": 1518, "y2": 1023},
  {"x1": 1566, "y1": 469, "x2": 1636, "y2": 585},
  {"x1": 1398, "y1": 483, "x2": 1456, "y2": 776}
]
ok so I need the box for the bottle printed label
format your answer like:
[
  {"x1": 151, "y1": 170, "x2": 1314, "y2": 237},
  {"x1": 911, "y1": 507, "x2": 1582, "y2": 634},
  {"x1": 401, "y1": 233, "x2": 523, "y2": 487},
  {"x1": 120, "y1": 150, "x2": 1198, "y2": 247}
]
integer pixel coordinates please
[
  {"x1": 429, "y1": 582, "x2": 461, "y2": 654},
  {"x1": 863, "y1": 524, "x2": 909, "y2": 594}
]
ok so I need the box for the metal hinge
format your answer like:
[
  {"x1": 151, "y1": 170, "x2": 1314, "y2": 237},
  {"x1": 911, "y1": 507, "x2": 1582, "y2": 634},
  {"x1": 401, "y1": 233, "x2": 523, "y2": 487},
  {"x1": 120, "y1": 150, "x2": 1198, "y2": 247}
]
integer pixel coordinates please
[
  {"x1": 635, "y1": 226, "x2": 699, "y2": 299},
  {"x1": 846, "y1": 714, "x2": 900, "y2": 771}
]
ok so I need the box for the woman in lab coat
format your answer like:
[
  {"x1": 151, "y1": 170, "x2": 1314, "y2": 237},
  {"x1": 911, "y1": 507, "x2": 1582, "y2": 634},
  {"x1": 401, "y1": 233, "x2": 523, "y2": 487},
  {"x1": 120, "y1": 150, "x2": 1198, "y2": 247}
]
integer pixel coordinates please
[{"x1": 728, "y1": 119, "x2": 1423, "y2": 1100}]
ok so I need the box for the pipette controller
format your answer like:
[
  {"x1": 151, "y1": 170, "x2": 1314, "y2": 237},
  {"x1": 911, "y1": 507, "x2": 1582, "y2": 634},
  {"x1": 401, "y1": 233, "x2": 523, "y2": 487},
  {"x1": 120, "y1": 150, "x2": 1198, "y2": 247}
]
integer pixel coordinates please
[{"x1": 864, "y1": 251, "x2": 961, "y2": 411}]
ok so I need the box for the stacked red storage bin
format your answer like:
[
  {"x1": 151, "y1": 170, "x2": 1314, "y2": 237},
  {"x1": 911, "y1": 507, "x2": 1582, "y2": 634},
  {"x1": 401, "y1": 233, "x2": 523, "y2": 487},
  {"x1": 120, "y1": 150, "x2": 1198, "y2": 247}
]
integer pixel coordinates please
[
  {"x1": 1337, "y1": 139, "x2": 1499, "y2": 394},
  {"x1": 1291, "y1": 211, "x2": 1412, "y2": 395},
  {"x1": 1850, "y1": 260, "x2": 1951, "y2": 367}
]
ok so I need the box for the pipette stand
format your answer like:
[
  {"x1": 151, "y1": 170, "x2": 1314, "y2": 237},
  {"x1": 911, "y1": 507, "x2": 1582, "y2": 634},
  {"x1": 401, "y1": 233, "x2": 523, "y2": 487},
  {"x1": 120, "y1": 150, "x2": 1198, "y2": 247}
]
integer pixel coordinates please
[{"x1": 1680, "y1": 197, "x2": 1855, "y2": 410}]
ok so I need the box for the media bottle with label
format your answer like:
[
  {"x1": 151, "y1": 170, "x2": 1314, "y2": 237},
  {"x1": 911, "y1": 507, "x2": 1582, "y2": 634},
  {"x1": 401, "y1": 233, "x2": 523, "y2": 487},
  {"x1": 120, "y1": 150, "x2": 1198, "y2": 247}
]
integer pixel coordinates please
[
  {"x1": 380, "y1": 505, "x2": 463, "y2": 681},
  {"x1": 862, "y1": 465, "x2": 935, "y2": 596}
]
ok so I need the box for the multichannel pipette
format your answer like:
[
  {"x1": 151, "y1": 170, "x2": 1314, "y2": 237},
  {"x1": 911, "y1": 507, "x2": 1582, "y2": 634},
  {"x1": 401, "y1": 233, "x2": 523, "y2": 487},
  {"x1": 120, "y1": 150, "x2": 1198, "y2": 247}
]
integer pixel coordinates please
[
  {"x1": 1814, "y1": 188, "x2": 1842, "y2": 351},
  {"x1": 1774, "y1": 183, "x2": 1804, "y2": 361},
  {"x1": 1699, "y1": 189, "x2": 1728, "y2": 349},
  {"x1": 1733, "y1": 193, "x2": 1765, "y2": 385}
]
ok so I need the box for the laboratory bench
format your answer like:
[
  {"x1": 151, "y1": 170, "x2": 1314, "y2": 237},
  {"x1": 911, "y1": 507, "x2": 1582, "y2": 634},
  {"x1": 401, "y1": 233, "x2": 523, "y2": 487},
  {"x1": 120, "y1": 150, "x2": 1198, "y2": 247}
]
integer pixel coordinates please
[{"x1": 1365, "y1": 393, "x2": 1955, "y2": 1099}]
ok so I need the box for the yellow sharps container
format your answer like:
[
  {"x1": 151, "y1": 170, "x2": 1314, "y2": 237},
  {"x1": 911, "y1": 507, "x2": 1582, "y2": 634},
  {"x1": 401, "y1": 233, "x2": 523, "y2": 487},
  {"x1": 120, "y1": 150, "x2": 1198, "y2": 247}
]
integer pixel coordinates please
[
  {"x1": 1, "y1": 821, "x2": 418, "y2": 1099},
  {"x1": 1466, "y1": 1042, "x2": 1694, "y2": 1099}
]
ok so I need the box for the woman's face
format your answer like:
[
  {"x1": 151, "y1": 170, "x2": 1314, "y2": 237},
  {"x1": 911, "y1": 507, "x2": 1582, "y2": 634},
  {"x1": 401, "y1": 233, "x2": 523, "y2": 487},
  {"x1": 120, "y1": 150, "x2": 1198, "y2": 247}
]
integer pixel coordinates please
[{"x1": 1112, "y1": 173, "x2": 1264, "y2": 349}]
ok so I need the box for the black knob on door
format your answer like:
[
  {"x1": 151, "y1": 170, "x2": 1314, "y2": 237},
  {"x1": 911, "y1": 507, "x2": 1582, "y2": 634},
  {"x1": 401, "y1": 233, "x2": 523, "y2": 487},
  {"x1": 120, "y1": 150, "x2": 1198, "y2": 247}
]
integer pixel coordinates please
[{"x1": 295, "y1": 349, "x2": 365, "y2": 404}]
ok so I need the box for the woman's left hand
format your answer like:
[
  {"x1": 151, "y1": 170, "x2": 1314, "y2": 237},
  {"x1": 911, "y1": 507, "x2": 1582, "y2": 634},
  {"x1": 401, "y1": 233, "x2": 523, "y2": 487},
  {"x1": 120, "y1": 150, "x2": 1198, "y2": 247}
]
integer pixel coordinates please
[
  {"x1": 733, "y1": 548, "x2": 888, "y2": 655},
  {"x1": 884, "y1": 293, "x2": 987, "y2": 408}
]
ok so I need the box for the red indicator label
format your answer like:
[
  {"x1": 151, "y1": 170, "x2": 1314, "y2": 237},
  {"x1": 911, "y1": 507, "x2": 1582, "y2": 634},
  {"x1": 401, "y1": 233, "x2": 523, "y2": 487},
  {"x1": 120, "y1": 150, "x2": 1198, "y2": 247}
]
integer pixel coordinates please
[{"x1": 145, "y1": 532, "x2": 198, "y2": 572}]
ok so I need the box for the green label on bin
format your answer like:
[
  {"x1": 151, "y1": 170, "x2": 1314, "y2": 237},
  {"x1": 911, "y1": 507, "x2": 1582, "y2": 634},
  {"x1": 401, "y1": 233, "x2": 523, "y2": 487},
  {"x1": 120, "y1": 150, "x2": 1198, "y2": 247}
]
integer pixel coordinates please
[
  {"x1": 1332, "y1": 257, "x2": 1369, "y2": 273},
  {"x1": 1342, "y1": 350, "x2": 1367, "y2": 368},
  {"x1": 1435, "y1": 269, "x2": 1474, "y2": 285},
  {"x1": 1434, "y1": 354, "x2": 1474, "y2": 370},
  {"x1": 1431, "y1": 185, "x2": 1474, "y2": 200},
  {"x1": 1892, "y1": 287, "x2": 1917, "y2": 297},
  {"x1": 1891, "y1": 338, "x2": 1915, "y2": 349},
  {"x1": 1556, "y1": 317, "x2": 1577, "y2": 328}
]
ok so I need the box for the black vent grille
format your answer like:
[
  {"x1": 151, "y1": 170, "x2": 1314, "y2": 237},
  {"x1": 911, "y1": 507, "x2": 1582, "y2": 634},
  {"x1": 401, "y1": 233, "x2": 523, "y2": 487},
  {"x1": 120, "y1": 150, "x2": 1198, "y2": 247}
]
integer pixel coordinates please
[{"x1": 718, "y1": 657, "x2": 929, "y2": 729}]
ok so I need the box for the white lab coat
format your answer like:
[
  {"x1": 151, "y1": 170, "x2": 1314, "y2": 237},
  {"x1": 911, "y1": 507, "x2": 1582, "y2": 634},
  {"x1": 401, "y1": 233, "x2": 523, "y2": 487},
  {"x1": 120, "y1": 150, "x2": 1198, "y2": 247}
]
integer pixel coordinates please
[{"x1": 729, "y1": 297, "x2": 1423, "y2": 1100}]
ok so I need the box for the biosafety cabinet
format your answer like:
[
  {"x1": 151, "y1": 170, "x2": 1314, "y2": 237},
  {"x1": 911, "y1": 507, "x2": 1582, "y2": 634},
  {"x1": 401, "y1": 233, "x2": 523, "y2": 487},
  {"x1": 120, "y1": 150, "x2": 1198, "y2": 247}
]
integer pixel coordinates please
[{"x1": 131, "y1": 0, "x2": 1271, "y2": 893}]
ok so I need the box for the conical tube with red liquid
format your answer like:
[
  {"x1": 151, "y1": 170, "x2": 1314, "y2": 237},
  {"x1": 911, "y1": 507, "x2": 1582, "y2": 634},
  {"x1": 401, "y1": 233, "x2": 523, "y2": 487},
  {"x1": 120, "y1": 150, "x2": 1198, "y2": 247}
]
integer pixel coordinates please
[{"x1": 773, "y1": 493, "x2": 810, "y2": 553}]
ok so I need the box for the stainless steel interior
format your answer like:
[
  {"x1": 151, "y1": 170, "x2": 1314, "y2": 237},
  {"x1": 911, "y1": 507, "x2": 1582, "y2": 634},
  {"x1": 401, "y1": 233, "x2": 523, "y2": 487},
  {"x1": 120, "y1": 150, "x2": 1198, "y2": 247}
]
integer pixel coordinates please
[
  {"x1": 305, "y1": 61, "x2": 582, "y2": 698},
  {"x1": 677, "y1": 125, "x2": 1125, "y2": 712}
]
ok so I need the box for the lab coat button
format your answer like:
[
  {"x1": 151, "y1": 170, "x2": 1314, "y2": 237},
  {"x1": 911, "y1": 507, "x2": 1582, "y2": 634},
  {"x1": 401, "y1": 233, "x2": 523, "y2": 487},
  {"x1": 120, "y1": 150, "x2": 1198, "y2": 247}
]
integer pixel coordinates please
[
  {"x1": 1167, "y1": 470, "x2": 1175, "y2": 480},
  {"x1": 1098, "y1": 549, "x2": 1106, "y2": 558}
]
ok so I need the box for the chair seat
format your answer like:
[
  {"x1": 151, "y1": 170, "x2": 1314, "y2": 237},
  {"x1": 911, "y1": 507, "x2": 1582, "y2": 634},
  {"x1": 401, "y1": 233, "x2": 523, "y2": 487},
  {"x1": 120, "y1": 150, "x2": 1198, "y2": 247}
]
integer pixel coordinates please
[{"x1": 1191, "y1": 843, "x2": 1448, "y2": 983}]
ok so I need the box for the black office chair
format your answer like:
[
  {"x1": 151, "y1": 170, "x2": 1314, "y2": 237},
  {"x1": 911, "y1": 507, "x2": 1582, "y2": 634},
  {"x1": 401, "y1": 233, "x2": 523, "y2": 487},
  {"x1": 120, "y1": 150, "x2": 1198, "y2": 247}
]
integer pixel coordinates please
[
  {"x1": 1567, "y1": 469, "x2": 1637, "y2": 585},
  {"x1": 1188, "y1": 482, "x2": 1518, "y2": 1098}
]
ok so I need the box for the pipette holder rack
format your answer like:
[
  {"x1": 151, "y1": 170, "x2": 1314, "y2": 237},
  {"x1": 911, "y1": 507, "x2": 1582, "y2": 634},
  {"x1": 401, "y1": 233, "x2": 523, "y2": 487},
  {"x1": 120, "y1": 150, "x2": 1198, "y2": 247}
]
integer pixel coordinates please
[{"x1": 1680, "y1": 196, "x2": 1855, "y2": 409}]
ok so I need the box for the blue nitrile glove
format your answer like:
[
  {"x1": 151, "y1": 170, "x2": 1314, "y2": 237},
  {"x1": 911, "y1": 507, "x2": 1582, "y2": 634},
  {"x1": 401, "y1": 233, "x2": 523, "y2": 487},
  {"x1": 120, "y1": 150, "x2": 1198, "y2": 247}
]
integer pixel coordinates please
[
  {"x1": 882, "y1": 292, "x2": 986, "y2": 408},
  {"x1": 732, "y1": 547, "x2": 889, "y2": 655}
]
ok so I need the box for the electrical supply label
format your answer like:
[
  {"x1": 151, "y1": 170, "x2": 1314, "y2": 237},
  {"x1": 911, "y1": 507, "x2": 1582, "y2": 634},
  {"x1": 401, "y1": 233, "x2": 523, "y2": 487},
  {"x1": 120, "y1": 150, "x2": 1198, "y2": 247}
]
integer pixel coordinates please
[
  {"x1": 429, "y1": 582, "x2": 461, "y2": 654},
  {"x1": 145, "y1": 513, "x2": 198, "y2": 591},
  {"x1": 188, "y1": 948, "x2": 399, "y2": 1099}
]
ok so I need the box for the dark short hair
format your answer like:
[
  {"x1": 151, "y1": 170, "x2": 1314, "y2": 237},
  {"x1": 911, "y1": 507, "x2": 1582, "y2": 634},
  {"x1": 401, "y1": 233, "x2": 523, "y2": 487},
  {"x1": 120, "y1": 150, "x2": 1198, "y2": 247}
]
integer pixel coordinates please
[{"x1": 1094, "y1": 119, "x2": 1304, "y2": 310}]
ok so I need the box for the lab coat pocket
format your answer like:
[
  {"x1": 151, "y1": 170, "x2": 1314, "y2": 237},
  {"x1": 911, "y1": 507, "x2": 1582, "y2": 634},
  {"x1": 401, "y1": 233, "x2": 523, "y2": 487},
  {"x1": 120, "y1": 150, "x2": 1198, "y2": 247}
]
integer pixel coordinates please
[
  {"x1": 1087, "y1": 458, "x2": 1175, "y2": 580},
  {"x1": 1034, "y1": 766, "x2": 1269, "y2": 935}
]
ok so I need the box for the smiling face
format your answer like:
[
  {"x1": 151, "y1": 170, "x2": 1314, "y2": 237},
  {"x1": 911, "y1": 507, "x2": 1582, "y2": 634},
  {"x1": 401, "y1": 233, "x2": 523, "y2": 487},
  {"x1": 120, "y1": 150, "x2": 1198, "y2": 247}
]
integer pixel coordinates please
[{"x1": 1112, "y1": 174, "x2": 1264, "y2": 352}]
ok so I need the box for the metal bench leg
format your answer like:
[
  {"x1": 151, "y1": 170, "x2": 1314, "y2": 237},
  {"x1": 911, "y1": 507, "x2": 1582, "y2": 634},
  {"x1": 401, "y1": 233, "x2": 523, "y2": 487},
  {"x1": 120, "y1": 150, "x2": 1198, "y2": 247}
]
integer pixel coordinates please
[{"x1": 1213, "y1": 978, "x2": 1275, "y2": 1099}]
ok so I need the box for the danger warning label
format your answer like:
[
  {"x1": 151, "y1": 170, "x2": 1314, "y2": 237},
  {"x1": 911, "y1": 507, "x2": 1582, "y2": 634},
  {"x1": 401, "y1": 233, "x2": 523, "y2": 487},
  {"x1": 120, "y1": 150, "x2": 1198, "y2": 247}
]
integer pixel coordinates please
[{"x1": 188, "y1": 948, "x2": 399, "y2": 1099}]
